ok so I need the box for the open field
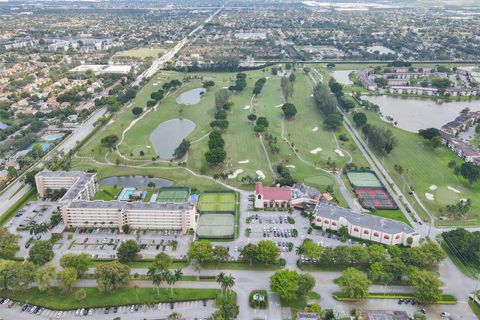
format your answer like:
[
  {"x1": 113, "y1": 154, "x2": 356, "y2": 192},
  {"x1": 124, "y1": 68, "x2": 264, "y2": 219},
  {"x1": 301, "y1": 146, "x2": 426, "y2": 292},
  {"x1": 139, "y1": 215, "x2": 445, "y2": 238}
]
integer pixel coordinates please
[
  {"x1": 349, "y1": 109, "x2": 480, "y2": 225},
  {"x1": 114, "y1": 47, "x2": 166, "y2": 59},
  {"x1": 0, "y1": 287, "x2": 219, "y2": 310}
]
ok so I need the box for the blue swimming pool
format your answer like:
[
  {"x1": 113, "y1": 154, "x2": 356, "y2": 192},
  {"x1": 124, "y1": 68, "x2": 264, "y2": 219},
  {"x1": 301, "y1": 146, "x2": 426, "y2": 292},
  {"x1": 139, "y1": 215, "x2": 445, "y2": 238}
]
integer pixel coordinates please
[
  {"x1": 42, "y1": 133, "x2": 65, "y2": 141},
  {"x1": 25, "y1": 143, "x2": 51, "y2": 153}
]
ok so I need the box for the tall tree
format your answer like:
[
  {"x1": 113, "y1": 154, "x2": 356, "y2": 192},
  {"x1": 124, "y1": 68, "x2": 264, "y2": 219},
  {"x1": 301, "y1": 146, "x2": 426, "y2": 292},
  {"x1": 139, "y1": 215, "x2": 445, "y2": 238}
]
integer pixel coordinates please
[
  {"x1": 270, "y1": 269, "x2": 299, "y2": 301},
  {"x1": 35, "y1": 263, "x2": 56, "y2": 292},
  {"x1": 57, "y1": 267, "x2": 78, "y2": 293},
  {"x1": 117, "y1": 239, "x2": 140, "y2": 263},
  {"x1": 409, "y1": 269, "x2": 443, "y2": 303},
  {"x1": 94, "y1": 261, "x2": 130, "y2": 292},
  {"x1": 29, "y1": 240, "x2": 54, "y2": 265},
  {"x1": 256, "y1": 240, "x2": 280, "y2": 264},
  {"x1": 337, "y1": 268, "x2": 371, "y2": 299},
  {"x1": 59, "y1": 253, "x2": 91, "y2": 276},
  {"x1": 0, "y1": 227, "x2": 19, "y2": 259}
]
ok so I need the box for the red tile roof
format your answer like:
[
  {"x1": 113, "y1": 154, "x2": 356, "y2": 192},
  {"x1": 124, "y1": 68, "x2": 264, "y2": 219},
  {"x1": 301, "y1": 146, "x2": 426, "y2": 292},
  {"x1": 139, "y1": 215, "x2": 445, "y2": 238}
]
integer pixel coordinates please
[{"x1": 255, "y1": 183, "x2": 292, "y2": 201}]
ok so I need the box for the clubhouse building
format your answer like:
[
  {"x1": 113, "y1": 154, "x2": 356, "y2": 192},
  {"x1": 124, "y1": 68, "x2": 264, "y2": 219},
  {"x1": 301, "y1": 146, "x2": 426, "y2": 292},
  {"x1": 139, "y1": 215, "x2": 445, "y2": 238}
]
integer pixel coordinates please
[
  {"x1": 35, "y1": 170, "x2": 196, "y2": 233},
  {"x1": 313, "y1": 203, "x2": 420, "y2": 246},
  {"x1": 254, "y1": 182, "x2": 292, "y2": 209}
]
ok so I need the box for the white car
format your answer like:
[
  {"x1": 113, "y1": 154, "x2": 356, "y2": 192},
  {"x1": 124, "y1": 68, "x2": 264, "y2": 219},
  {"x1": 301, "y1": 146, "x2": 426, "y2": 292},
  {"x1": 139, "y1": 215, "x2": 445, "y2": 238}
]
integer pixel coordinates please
[
  {"x1": 440, "y1": 312, "x2": 451, "y2": 318},
  {"x1": 56, "y1": 311, "x2": 63, "y2": 318}
]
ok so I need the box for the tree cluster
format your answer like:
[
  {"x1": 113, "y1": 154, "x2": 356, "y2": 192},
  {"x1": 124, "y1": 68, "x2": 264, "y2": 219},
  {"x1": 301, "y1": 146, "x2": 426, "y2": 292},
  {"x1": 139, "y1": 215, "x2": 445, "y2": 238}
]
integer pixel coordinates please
[
  {"x1": 276, "y1": 164, "x2": 295, "y2": 186},
  {"x1": 253, "y1": 78, "x2": 267, "y2": 95},
  {"x1": 362, "y1": 124, "x2": 397, "y2": 155},
  {"x1": 239, "y1": 240, "x2": 281, "y2": 265},
  {"x1": 229, "y1": 73, "x2": 247, "y2": 92},
  {"x1": 173, "y1": 139, "x2": 190, "y2": 159},
  {"x1": 442, "y1": 228, "x2": 480, "y2": 267},
  {"x1": 269, "y1": 269, "x2": 316, "y2": 301}
]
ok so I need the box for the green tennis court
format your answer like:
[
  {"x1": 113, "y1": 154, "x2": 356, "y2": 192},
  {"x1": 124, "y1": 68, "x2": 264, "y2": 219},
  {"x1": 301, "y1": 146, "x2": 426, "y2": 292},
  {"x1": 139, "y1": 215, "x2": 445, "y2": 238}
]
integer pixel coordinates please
[
  {"x1": 346, "y1": 171, "x2": 383, "y2": 188},
  {"x1": 157, "y1": 187, "x2": 190, "y2": 203},
  {"x1": 196, "y1": 213, "x2": 235, "y2": 239},
  {"x1": 197, "y1": 192, "x2": 236, "y2": 212}
]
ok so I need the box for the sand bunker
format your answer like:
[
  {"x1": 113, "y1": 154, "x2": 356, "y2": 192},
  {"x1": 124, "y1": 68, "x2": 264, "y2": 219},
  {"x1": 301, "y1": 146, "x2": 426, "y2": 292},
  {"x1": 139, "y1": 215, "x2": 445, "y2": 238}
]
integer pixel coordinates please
[
  {"x1": 448, "y1": 186, "x2": 461, "y2": 194},
  {"x1": 335, "y1": 149, "x2": 345, "y2": 157},
  {"x1": 425, "y1": 193, "x2": 435, "y2": 201},
  {"x1": 286, "y1": 165, "x2": 296, "y2": 169},
  {"x1": 228, "y1": 169, "x2": 244, "y2": 179},
  {"x1": 312, "y1": 127, "x2": 319, "y2": 132},
  {"x1": 310, "y1": 147, "x2": 323, "y2": 154},
  {"x1": 238, "y1": 160, "x2": 250, "y2": 164},
  {"x1": 429, "y1": 185, "x2": 438, "y2": 191},
  {"x1": 243, "y1": 105, "x2": 250, "y2": 110},
  {"x1": 146, "y1": 146, "x2": 151, "y2": 149},
  {"x1": 256, "y1": 170, "x2": 266, "y2": 179},
  {"x1": 273, "y1": 104, "x2": 283, "y2": 108}
]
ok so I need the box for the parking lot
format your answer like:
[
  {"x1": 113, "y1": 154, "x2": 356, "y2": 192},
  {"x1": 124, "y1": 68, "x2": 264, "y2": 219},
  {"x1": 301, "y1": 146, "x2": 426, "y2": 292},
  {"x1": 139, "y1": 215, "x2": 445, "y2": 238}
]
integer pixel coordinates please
[
  {"x1": 0, "y1": 298, "x2": 215, "y2": 320},
  {"x1": 67, "y1": 228, "x2": 192, "y2": 259}
]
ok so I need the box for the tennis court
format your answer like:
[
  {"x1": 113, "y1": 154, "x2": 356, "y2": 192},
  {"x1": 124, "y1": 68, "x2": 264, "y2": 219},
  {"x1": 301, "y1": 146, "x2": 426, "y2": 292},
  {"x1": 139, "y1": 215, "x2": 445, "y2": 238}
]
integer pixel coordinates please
[
  {"x1": 197, "y1": 192, "x2": 236, "y2": 213},
  {"x1": 355, "y1": 188, "x2": 397, "y2": 210},
  {"x1": 157, "y1": 187, "x2": 190, "y2": 203},
  {"x1": 196, "y1": 213, "x2": 235, "y2": 239},
  {"x1": 347, "y1": 171, "x2": 383, "y2": 188}
]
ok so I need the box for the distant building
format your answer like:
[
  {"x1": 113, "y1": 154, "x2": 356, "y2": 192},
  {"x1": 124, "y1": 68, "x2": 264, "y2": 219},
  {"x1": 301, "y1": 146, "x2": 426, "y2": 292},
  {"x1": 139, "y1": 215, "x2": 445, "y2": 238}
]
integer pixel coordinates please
[
  {"x1": 313, "y1": 203, "x2": 420, "y2": 246},
  {"x1": 254, "y1": 182, "x2": 292, "y2": 209},
  {"x1": 296, "y1": 312, "x2": 321, "y2": 320}
]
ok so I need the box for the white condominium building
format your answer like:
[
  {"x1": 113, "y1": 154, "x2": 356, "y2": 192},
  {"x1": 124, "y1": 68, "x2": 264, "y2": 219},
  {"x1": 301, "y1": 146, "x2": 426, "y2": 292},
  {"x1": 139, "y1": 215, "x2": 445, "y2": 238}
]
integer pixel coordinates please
[{"x1": 35, "y1": 170, "x2": 197, "y2": 234}]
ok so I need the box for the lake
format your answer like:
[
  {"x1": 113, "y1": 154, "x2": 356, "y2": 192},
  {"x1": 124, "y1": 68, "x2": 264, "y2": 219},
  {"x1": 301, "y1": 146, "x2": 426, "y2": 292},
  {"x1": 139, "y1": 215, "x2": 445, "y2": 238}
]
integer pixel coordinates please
[
  {"x1": 332, "y1": 70, "x2": 354, "y2": 85},
  {"x1": 176, "y1": 88, "x2": 206, "y2": 105},
  {"x1": 99, "y1": 176, "x2": 172, "y2": 188},
  {"x1": 150, "y1": 118, "x2": 196, "y2": 159},
  {"x1": 362, "y1": 95, "x2": 480, "y2": 132}
]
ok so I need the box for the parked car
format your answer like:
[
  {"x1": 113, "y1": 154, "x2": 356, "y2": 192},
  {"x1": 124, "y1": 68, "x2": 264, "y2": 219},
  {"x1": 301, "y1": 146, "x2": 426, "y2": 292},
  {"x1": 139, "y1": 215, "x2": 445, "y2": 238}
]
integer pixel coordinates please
[{"x1": 440, "y1": 312, "x2": 451, "y2": 318}]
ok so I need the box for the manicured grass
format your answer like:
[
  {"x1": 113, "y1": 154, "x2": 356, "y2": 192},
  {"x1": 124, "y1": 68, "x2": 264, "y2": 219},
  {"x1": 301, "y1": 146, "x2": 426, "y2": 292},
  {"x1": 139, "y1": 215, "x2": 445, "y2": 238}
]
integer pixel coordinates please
[
  {"x1": 349, "y1": 109, "x2": 480, "y2": 225},
  {"x1": 333, "y1": 291, "x2": 457, "y2": 304},
  {"x1": 0, "y1": 189, "x2": 37, "y2": 226},
  {"x1": 93, "y1": 185, "x2": 122, "y2": 201},
  {"x1": 114, "y1": 47, "x2": 166, "y2": 59},
  {"x1": 440, "y1": 240, "x2": 479, "y2": 279},
  {"x1": 1, "y1": 287, "x2": 219, "y2": 310}
]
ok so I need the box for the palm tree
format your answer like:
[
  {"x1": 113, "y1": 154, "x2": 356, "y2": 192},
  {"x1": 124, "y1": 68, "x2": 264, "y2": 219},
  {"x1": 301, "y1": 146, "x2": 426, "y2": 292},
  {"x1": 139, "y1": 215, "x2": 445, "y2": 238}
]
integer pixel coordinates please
[
  {"x1": 222, "y1": 274, "x2": 235, "y2": 296},
  {"x1": 165, "y1": 269, "x2": 183, "y2": 295},
  {"x1": 216, "y1": 272, "x2": 226, "y2": 293},
  {"x1": 295, "y1": 244, "x2": 306, "y2": 256},
  {"x1": 147, "y1": 266, "x2": 164, "y2": 296}
]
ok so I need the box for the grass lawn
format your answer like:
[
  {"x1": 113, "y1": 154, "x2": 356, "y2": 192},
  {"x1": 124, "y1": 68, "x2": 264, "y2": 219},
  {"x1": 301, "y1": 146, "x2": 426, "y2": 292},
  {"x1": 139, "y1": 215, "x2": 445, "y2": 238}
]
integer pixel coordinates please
[
  {"x1": 114, "y1": 47, "x2": 166, "y2": 59},
  {"x1": 333, "y1": 291, "x2": 456, "y2": 304},
  {"x1": 0, "y1": 287, "x2": 219, "y2": 310},
  {"x1": 349, "y1": 109, "x2": 480, "y2": 226},
  {"x1": 93, "y1": 185, "x2": 122, "y2": 201}
]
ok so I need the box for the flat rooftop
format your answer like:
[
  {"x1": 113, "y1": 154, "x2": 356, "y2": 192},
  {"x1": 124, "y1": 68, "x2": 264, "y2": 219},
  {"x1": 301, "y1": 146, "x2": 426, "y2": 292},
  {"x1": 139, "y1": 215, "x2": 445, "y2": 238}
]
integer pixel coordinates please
[
  {"x1": 314, "y1": 203, "x2": 416, "y2": 235},
  {"x1": 68, "y1": 200, "x2": 194, "y2": 211}
]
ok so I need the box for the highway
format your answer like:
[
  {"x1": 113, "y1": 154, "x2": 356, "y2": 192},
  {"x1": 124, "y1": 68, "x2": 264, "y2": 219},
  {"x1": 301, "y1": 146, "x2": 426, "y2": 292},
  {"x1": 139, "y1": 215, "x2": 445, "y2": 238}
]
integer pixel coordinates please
[{"x1": 133, "y1": 5, "x2": 224, "y2": 86}]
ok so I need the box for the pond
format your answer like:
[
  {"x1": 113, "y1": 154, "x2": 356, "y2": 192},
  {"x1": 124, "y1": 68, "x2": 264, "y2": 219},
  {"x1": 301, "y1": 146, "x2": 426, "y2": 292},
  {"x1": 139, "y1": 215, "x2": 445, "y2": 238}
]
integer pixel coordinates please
[
  {"x1": 362, "y1": 95, "x2": 480, "y2": 132},
  {"x1": 332, "y1": 70, "x2": 354, "y2": 85},
  {"x1": 0, "y1": 122, "x2": 7, "y2": 130},
  {"x1": 150, "y1": 118, "x2": 196, "y2": 159},
  {"x1": 99, "y1": 176, "x2": 172, "y2": 188},
  {"x1": 176, "y1": 88, "x2": 206, "y2": 105}
]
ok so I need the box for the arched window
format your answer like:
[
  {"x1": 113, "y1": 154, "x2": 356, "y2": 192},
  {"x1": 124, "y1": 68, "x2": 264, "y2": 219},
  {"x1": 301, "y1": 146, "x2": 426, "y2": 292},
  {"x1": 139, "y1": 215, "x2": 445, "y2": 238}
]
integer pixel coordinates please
[
  {"x1": 395, "y1": 235, "x2": 401, "y2": 239},
  {"x1": 353, "y1": 227, "x2": 359, "y2": 232},
  {"x1": 331, "y1": 222, "x2": 337, "y2": 226},
  {"x1": 316, "y1": 217, "x2": 322, "y2": 223},
  {"x1": 363, "y1": 230, "x2": 369, "y2": 234},
  {"x1": 384, "y1": 235, "x2": 390, "y2": 240},
  {"x1": 373, "y1": 232, "x2": 379, "y2": 237}
]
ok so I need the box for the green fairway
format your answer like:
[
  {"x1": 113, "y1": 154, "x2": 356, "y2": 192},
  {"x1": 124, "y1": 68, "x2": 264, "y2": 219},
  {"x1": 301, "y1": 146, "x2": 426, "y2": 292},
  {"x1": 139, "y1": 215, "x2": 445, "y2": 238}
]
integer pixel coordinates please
[
  {"x1": 72, "y1": 67, "x2": 370, "y2": 206},
  {"x1": 197, "y1": 192, "x2": 236, "y2": 212},
  {"x1": 0, "y1": 287, "x2": 219, "y2": 310},
  {"x1": 349, "y1": 109, "x2": 480, "y2": 225}
]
